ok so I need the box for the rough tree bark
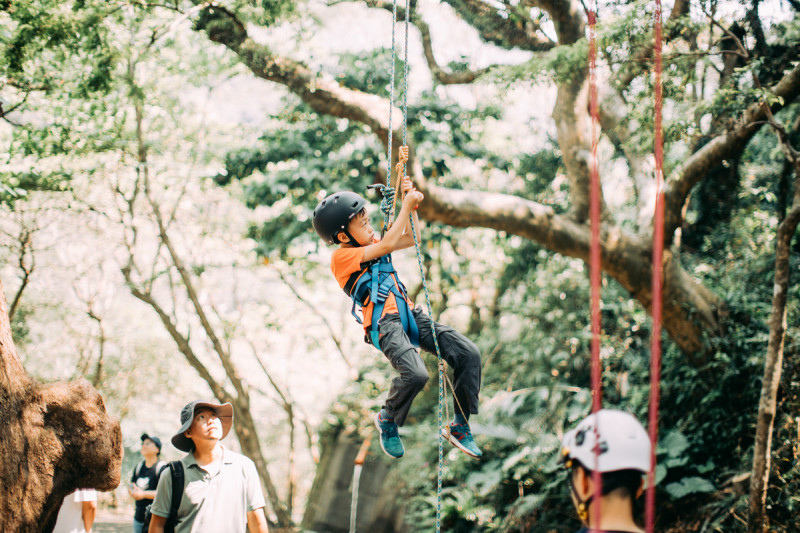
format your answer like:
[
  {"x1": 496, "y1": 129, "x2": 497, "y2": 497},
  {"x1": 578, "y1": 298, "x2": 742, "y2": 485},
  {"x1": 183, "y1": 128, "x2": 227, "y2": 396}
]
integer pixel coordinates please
[
  {"x1": 189, "y1": 1, "x2": 800, "y2": 359},
  {"x1": 0, "y1": 279, "x2": 123, "y2": 532}
]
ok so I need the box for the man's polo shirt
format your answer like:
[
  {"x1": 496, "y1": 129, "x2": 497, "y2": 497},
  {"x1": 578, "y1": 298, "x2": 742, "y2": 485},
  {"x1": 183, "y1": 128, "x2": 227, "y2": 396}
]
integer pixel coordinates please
[{"x1": 150, "y1": 446, "x2": 266, "y2": 533}]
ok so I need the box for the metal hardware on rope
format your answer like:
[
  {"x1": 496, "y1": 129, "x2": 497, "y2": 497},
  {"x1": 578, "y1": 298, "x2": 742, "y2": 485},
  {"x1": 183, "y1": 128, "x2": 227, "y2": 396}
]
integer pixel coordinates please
[
  {"x1": 646, "y1": 0, "x2": 665, "y2": 530},
  {"x1": 587, "y1": 0, "x2": 604, "y2": 525}
]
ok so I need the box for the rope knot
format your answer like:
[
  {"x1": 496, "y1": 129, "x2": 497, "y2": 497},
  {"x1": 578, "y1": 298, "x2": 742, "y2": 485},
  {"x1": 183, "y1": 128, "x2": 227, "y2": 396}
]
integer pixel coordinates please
[{"x1": 394, "y1": 145, "x2": 409, "y2": 184}]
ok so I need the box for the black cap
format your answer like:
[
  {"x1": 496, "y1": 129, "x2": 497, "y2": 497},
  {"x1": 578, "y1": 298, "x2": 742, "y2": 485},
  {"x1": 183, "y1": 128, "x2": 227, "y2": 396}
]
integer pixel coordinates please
[{"x1": 140, "y1": 433, "x2": 162, "y2": 451}]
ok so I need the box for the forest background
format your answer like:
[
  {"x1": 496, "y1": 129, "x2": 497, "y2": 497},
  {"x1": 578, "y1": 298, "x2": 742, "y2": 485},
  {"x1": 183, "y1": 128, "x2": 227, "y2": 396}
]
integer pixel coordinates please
[{"x1": 1, "y1": 0, "x2": 799, "y2": 531}]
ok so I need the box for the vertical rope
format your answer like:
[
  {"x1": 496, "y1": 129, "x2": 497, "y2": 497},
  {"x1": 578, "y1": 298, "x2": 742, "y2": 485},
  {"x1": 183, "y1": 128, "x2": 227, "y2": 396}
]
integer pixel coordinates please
[
  {"x1": 646, "y1": 0, "x2": 665, "y2": 530},
  {"x1": 587, "y1": 1, "x2": 604, "y2": 525},
  {"x1": 402, "y1": 0, "x2": 410, "y2": 150},
  {"x1": 384, "y1": 2, "x2": 446, "y2": 532},
  {"x1": 383, "y1": 0, "x2": 398, "y2": 230}
]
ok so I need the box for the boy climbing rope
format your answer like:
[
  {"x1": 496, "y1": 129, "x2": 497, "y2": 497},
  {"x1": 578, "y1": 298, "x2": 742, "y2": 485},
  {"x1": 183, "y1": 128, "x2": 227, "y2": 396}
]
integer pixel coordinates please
[{"x1": 312, "y1": 176, "x2": 483, "y2": 460}]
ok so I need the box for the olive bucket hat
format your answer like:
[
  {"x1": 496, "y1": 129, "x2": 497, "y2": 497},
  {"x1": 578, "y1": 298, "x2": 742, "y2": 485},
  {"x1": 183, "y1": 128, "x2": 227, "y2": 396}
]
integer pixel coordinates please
[{"x1": 171, "y1": 400, "x2": 234, "y2": 452}]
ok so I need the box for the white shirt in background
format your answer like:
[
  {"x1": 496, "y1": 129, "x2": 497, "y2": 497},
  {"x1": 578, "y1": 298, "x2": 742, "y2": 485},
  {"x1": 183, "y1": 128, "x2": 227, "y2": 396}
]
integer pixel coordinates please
[{"x1": 53, "y1": 489, "x2": 97, "y2": 533}]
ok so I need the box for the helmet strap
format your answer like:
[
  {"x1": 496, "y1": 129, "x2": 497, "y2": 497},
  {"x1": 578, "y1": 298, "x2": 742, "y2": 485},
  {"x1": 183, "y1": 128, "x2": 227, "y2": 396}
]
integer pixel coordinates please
[
  {"x1": 568, "y1": 467, "x2": 594, "y2": 525},
  {"x1": 343, "y1": 229, "x2": 364, "y2": 247}
]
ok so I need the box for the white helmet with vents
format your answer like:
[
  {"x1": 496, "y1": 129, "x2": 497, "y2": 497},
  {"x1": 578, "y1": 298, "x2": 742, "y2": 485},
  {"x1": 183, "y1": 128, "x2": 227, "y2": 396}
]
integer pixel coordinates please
[{"x1": 560, "y1": 409, "x2": 651, "y2": 473}]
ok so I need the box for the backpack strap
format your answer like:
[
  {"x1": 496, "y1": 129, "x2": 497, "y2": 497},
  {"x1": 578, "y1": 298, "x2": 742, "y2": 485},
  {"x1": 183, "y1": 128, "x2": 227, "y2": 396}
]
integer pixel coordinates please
[
  {"x1": 166, "y1": 461, "x2": 184, "y2": 528},
  {"x1": 134, "y1": 461, "x2": 142, "y2": 478}
]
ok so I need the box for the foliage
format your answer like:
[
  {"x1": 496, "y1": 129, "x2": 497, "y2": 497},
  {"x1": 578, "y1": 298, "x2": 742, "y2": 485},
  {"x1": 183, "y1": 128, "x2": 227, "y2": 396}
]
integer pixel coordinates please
[
  {"x1": 4, "y1": 0, "x2": 800, "y2": 531},
  {"x1": 306, "y1": 4, "x2": 800, "y2": 531},
  {"x1": 214, "y1": 48, "x2": 504, "y2": 260}
]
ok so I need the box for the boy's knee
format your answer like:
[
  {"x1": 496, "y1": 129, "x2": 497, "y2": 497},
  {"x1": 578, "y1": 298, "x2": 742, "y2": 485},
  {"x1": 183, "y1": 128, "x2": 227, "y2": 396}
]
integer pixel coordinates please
[
  {"x1": 408, "y1": 368, "x2": 429, "y2": 388},
  {"x1": 443, "y1": 332, "x2": 481, "y2": 363}
]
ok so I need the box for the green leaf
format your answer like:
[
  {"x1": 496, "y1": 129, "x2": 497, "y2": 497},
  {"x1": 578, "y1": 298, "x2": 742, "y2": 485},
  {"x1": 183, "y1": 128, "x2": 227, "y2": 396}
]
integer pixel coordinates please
[
  {"x1": 659, "y1": 430, "x2": 690, "y2": 457},
  {"x1": 664, "y1": 477, "x2": 716, "y2": 499}
]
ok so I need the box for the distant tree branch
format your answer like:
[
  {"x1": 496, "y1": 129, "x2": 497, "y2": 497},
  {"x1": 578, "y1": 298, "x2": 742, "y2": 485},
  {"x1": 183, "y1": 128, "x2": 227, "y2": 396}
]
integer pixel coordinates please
[
  {"x1": 7, "y1": 229, "x2": 34, "y2": 321},
  {"x1": 443, "y1": 0, "x2": 559, "y2": 51},
  {"x1": 272, "y1": 265, "x2": 355, "y2": 371},
  {"x1": 664, "y1": 61, "x2": 800, "y2": 241},
  {"x1": 362, "y1": 0, "x2": 494, "y2": 84},
  {"x1": 0, "y1": 96, "x2": 28, "y2": 126}
]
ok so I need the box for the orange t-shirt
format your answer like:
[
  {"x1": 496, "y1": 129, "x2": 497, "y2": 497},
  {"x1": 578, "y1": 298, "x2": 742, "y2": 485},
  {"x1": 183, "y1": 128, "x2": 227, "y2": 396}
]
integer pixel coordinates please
[{"x1": 331, "y1": 238, "x2": 412, "y2": 331}]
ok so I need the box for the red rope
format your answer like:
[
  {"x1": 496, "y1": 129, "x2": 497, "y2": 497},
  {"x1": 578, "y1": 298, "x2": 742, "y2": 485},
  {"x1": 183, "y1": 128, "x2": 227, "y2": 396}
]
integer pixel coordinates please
[
  {"x1": 646, "y1": 0, "x2": 665, "y2": 531},
  {"x1": 587, "y1": 2, "x2": 604, "y2": 527}
]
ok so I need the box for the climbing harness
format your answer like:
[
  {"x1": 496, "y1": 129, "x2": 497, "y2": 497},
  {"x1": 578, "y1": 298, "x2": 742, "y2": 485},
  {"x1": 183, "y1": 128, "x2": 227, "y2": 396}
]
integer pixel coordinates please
[{"x1": 343, "y1": 254, "x2": 420, "y2": 350}]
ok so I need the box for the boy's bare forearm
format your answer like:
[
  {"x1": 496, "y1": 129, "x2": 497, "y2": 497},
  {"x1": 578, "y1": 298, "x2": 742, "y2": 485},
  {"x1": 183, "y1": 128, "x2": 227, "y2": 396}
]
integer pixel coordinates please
[{"x1": 383, "y1": 204, "x2": 415, "y2": 247}]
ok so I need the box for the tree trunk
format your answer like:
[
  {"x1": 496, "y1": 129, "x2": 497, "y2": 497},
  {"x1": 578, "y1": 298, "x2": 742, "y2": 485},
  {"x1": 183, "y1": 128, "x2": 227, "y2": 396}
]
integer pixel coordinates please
[
  {"x1": 0, "y1": 278, "x2": 123, "y2": 532},
  {"x1": 748, "y1": 174, "x2": 800, "y2": 531},
  {"x1": 121, "y1": 61, "x2": 294, "y2": 526}
]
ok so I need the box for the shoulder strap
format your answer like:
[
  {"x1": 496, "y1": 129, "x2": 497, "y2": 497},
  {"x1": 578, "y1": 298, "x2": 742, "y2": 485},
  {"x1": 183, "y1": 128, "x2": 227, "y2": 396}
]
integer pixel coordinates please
[
  {"x1": 134, "y1": 461, "x2": 142, "y2": 478},
  {"x1": 168, "y1": 461, "x2": 184, "y2": 522},
  {"x1": 343, "y1": 256, "x2": 384, "y2": 296},
  {"x1": 155, "y1": 460, "x2": 167, "y2": 475}
]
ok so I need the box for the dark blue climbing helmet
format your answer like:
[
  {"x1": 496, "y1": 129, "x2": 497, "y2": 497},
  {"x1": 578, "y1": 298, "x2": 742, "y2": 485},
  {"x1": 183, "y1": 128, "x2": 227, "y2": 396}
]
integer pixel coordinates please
[{"x1": 313, "y1": 191, "x2": 368, "y2": 246}]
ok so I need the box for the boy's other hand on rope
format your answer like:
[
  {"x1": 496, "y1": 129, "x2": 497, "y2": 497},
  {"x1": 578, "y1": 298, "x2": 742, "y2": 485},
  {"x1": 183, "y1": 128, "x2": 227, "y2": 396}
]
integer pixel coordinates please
[{"x1": 403, "y1": 187, "x2": 423, "y2": 211}]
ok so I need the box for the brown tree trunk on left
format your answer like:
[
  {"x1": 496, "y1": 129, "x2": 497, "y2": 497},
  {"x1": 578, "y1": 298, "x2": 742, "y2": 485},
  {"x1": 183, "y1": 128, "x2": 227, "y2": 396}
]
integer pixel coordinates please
[{"x1": 0, "y1": 278, "x2": 123, "y2": 532}]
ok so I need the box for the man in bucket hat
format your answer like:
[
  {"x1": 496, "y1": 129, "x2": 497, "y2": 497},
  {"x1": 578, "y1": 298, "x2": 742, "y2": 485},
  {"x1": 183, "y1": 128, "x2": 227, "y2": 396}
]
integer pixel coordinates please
[{"x1": 148, "y1": 400, "x2": 270, "y2": 533}]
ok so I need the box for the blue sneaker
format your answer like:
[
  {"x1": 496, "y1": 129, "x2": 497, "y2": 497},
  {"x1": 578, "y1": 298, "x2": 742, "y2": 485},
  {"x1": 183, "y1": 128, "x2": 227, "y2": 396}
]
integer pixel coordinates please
[
  {"x1": 444, "y1": 422, "x2": 482, "y2": 459},
  {"x1": 374, "y1": 412, "x2": 404, "y2": 458}
]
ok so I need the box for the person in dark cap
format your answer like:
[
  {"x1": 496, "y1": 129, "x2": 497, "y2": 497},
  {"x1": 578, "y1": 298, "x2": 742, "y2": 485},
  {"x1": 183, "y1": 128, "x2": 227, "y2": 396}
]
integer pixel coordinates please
[
  {"x1": 129, "y1": 433, "x2": 165, "y2": 533},
  {"x1": 148, "y1": 400, "x2": 269, "y2": 533}
]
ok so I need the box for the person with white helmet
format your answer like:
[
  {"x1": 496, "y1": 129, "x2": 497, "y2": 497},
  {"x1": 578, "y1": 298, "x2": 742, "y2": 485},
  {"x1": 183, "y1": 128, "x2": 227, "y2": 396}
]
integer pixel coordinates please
[{"x1": 559, "y1": 409, "x2": 652, "y2": 533}]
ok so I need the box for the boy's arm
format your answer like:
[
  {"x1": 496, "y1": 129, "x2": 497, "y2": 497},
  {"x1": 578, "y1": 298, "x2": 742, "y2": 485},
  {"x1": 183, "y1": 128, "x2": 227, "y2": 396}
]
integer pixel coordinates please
[
  {"x1": 362, "y1": 189, "x2": 423, "y2": 262},
  {"x1": 396, "y1": 205, "x2": 422, "y2": 251}
]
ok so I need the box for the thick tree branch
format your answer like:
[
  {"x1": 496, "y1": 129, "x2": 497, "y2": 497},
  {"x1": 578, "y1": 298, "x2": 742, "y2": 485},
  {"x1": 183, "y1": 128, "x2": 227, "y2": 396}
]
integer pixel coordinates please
[
  {"x1": 414, "y1": 166, "x2": 722, "y2": 355},
  {"x1": 196, "y1": 5, "x2": 395, "y2": 143}
]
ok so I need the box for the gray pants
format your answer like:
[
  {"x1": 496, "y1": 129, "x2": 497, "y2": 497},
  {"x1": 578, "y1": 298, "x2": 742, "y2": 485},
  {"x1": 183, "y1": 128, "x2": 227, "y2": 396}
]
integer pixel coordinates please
[{"x1": 377, "y1": 308, "x2": 481, "y2": 427}]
